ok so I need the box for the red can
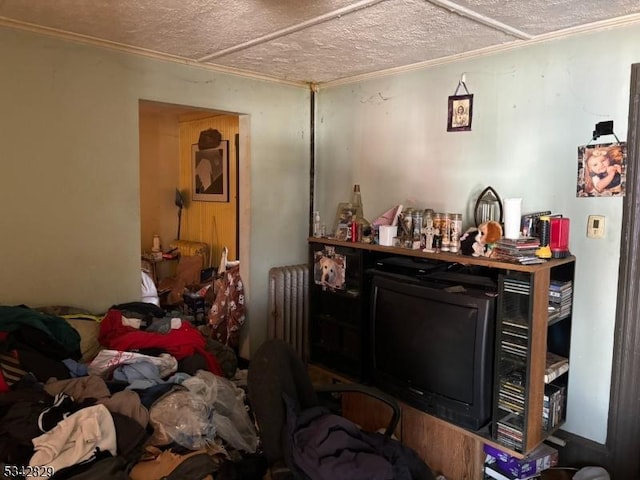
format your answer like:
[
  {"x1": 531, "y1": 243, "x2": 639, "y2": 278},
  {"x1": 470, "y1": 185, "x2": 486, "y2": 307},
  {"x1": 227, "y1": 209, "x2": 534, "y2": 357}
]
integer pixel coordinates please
[{"x1": 351, "y1": 220, "x2": 359, "y2": 242}]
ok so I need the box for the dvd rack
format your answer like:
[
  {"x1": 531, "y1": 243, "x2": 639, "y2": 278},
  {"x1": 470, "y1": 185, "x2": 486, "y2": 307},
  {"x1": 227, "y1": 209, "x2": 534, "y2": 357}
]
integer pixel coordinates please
[
  {"x1": 494, "y1": 275, "x2": 532, "y2": 452},
  {"x1": 492, "y1": 259, "x2": 575, "y2": 454}
]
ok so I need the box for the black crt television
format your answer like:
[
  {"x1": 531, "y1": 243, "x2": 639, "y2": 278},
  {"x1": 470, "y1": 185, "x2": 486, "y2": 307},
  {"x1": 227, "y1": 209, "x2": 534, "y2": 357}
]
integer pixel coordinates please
[{"x1": 369, "y1": 272, "x2": 496, "y2": 431}]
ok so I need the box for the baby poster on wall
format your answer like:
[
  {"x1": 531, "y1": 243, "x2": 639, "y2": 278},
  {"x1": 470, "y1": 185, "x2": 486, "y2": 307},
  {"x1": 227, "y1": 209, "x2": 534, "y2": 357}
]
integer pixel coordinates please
[{"x1": 577, "y1": 142, "x2": 626, "y2": 197}]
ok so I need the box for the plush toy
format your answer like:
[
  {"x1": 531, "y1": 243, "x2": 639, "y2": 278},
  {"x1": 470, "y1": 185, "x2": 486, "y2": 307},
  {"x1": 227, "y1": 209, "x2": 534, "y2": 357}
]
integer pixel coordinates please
[{"x1": 460, "y1": 221, "x2": 503, "y2": 257}]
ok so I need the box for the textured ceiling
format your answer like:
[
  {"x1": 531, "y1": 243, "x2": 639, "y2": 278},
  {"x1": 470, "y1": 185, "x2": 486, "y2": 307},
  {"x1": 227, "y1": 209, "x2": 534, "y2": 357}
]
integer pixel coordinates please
[{"x1": 1, "y1": 0, "x2": 640, "y2": 85}]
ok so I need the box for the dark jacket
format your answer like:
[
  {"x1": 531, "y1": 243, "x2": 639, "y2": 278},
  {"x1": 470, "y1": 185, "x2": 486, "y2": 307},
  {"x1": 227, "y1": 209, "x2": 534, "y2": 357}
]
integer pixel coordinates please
[{"x1": 285, "y1": 396, "x2": 435, "y2": 480}]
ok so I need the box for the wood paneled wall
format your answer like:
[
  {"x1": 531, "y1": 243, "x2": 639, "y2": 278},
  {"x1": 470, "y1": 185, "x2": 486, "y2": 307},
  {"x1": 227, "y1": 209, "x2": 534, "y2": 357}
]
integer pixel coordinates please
[{"x1": 178, "y1": 115, "x2": 239, "y2": 267}]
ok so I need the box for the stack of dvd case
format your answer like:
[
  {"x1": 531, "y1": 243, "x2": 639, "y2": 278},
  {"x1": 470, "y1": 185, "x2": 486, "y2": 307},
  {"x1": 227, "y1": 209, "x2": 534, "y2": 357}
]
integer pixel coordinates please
[
  {"x1": 548, "y1": 280, "x2": 572, "y2": 322},
  {"x1": 493, "y1": 237, "x2": 544, "y2": 265}
]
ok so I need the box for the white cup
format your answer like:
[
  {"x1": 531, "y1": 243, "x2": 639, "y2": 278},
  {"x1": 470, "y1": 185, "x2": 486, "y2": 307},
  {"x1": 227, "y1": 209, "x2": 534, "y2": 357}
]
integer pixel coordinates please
[
  {"x1": 379, "y1": 225, "x2": 398, "y2": 246},
  {"x1": 503, "y1": 198, "x2": 523, "y2": 239}
]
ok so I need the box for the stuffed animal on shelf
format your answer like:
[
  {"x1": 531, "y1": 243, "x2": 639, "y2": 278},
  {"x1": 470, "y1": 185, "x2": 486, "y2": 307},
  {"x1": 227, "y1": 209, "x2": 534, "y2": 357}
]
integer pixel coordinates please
[{"x1": 460, "y1": 220, "x2": 503, "y2": 258}]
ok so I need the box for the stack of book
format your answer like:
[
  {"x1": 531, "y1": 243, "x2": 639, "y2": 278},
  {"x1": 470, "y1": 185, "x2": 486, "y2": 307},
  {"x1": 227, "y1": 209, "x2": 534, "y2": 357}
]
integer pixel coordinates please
[
  {"x1": 544, "y1": 351, "x2": 569, "y2": 383},
  {"x1": 548, "y1": 280, "x2": 572, "y2": 322},
  {"x1": 493, "y1": 237, "x2": 544, "y2": 265}
]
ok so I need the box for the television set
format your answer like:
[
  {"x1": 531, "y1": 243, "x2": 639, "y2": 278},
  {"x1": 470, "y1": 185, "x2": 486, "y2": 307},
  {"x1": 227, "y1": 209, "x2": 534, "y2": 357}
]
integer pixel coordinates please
[{"x1": 369, "y1": 271, "x2": 496, "y2": 431}]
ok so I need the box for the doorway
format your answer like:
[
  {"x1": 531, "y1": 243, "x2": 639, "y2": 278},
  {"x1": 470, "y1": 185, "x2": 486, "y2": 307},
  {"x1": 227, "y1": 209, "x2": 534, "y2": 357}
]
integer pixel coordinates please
[{"x1": 139, "y1": 100, "x2": 241, "y2": 273}]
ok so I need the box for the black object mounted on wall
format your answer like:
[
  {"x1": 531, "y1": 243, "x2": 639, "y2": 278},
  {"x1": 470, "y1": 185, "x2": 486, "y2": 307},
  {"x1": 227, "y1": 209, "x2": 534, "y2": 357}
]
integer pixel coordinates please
[
  {"x1": 592, "y1": 120, "x2": 620, "y2": 142},
  {"x1": 198, "y1": 128, "x2": 222, "y2": 150},
  {"x1": 175, "y1": 188, "x2": 185, "y2": 240}
]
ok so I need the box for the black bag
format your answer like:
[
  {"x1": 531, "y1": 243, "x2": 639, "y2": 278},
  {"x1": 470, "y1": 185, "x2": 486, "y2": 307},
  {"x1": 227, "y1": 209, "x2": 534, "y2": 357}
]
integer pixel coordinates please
[
  {"x1": 163, "y1": 453, "x2": 216, "y2": 480},
  {"x1": 198, "y1": 128, "x2": 222, "y2": 150}
]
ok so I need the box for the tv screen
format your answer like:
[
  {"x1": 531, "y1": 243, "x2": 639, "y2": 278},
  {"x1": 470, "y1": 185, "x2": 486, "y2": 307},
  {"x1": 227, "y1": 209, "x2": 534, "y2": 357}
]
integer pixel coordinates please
[{"x1": 370, "y1": 273, "x2": 496, "y2": 430}]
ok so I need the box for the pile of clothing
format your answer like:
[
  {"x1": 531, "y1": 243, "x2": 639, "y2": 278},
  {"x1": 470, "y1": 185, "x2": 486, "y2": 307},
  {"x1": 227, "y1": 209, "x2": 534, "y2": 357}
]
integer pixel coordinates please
[{"x1": 0, "y1": 303, "x2": 259, "y2": 480}]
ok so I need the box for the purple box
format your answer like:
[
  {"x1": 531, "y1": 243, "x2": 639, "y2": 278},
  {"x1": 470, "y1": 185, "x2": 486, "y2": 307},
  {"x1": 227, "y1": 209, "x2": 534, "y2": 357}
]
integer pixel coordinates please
[{"x1": 484, "y1": 443, "x2": 558, "y2": 479}]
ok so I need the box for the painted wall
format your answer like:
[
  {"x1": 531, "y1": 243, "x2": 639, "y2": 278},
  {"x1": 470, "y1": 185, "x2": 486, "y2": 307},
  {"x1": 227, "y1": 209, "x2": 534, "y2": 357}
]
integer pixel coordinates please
[
  {"x1": 316, "y1": 25, "x2": 640, "y2": 444},
  {"x1": 2, "y1": 18, "x2": 636, "y2": 447},
  {"x1": 139, "y1": 106, "x2": 181, "y2": 255},
  {"x1": 0, "y1": 27, "x2": 311, "y2": 356},
  {"x1": 178, "y1": 115, "x2": 239, "y2": 267}
]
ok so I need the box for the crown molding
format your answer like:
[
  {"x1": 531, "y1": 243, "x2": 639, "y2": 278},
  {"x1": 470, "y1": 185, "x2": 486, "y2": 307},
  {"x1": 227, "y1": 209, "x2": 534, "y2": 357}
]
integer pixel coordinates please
[
  {"x1": 0, "y1": 17, "x2": 309, "y2": 88},
  {"x1": 319, "y1": 13, "x2": 640, "y2": 89},
  {"x1": 2, "y1": 11, "x2": 640, "y2": 90}
]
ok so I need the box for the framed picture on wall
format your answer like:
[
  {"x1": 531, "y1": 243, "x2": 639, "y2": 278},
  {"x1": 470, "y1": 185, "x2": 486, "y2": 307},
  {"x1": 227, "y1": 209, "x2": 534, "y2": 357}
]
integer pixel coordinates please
[
  {"x1": 447, "y1": 94, "x2": 473, "y2": 132},
  {"x1": 576, "y1": 142, "x2": 626, "y2": 197},
  {"x1": 333, "y1": 202, "x2": 362, "y2": 238},
  {"x1": 192, "y1": 140, "x2": 229, "y2": 202}
]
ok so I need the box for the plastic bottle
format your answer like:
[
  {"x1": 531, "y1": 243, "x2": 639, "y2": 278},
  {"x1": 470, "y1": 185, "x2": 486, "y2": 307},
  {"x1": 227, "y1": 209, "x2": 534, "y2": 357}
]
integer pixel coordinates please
[
  {"x1": 313, "y1": 211, "x2": 322, "y2": 237},
  {"x1": 152, "y1": 234, "x2": 161, "y2": 252}
]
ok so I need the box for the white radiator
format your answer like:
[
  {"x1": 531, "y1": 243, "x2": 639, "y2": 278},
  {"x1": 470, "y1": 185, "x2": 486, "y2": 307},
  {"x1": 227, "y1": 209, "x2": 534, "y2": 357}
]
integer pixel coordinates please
[{"x1": 268, "y1": 264, "x2": 309, "y2": 360}]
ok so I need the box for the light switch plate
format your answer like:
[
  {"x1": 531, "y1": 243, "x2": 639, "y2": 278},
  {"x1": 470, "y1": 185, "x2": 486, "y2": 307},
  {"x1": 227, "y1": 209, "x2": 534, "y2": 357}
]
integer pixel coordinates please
[{"x1": 587, "y1": 215, "x2": 605, "y2": 238}]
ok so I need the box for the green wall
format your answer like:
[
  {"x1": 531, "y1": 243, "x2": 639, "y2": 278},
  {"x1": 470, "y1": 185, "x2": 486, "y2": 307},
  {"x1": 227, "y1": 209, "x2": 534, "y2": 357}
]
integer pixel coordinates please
[
  {"x1": 315, "y1": 24, "x2": 640, "y2": 444},
  {"x1": 0, "y1": 27, "x2": 310, "y2": 357},
  {"x1": 2, "y1": 19, "x2": 638, "y2": 446}
]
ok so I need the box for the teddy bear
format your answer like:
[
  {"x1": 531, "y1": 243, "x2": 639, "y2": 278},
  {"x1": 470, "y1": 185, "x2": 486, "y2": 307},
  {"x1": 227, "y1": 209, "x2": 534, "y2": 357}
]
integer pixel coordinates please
[{"x1": 460, "y1": 220, "x2": 503, "y2": 258}]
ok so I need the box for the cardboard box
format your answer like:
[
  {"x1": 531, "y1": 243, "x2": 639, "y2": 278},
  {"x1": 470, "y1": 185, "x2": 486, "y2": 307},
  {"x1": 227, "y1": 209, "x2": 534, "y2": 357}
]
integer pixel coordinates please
[{"x1": 484, "y1": 443, "x2": 558, "y2": 479}]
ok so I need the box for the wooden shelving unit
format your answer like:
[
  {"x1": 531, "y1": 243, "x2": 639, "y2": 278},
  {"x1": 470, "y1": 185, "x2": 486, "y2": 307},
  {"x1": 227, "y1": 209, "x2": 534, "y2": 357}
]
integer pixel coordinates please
[
  {"x1": 307, "y1": 238, "x2": 575, "y2": 478},
  {"x1": 492, "y1": 261, "x2": 574, "y2": 453}
]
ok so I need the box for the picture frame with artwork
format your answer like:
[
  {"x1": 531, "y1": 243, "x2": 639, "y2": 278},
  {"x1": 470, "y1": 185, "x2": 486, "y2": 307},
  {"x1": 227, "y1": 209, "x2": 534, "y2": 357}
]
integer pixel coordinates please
[
  {"x1": 447, "y1": 94, "x2": 473, "y2": 132},
  {"x1": 577, "y1": 142, "x2": 626, "y2": 197},
  {"x1": 333, "y1": 202, "x2": 362, "y2": 238},
  {"x1": 192, "y1": 140, "x2": 229, "y2": 202}
]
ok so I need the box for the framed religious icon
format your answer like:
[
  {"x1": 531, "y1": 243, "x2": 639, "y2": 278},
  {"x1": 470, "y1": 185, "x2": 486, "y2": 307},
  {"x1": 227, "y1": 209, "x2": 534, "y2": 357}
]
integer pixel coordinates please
[
  {"x1": 447, "y1": 94, "x2": 473, "y2": 132},
  {"x1": 192, "y1": 141, "x2": 229, "y2": 202}
]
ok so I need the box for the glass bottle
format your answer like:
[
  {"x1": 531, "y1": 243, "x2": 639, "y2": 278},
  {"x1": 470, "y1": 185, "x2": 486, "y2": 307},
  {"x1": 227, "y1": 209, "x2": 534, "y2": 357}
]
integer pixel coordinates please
[
  {"x1": 351, "y1": 184, "x2": 363, "y2": 211},
  {"x1": 441, "y1": 213, "x2": 451, "y2": 252},
  {"x1": 432, "y1": 213, "x2": 443, "y2": 250},
  {"x1": 450, "y1": 213, "x2": 462, "y2": 253},
  {"x1": 350, "y1": 184, "x2": 371, "y2": 241},
  {"x1": 401, "y1": 208, "x2": 414, "y2": 246},
  {"x1": 422, "y1": 210, "x2": 434, "y2": 251},
  {"x1": 412, "y1": 210, "x2": 423, "y2": 244}
]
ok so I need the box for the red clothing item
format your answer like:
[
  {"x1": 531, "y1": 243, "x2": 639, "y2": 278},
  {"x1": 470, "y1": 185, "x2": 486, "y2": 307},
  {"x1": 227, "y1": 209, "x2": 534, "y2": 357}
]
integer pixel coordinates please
[
  {"x1": 208, "y1": 265, "x2": 246, "y2": 349},
  {"x1": 0, "y1": 332, "x2": 10, "y2": 392},
  {"x1": 98, "y1": 310, "x2": 222, "y2": 376}
]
